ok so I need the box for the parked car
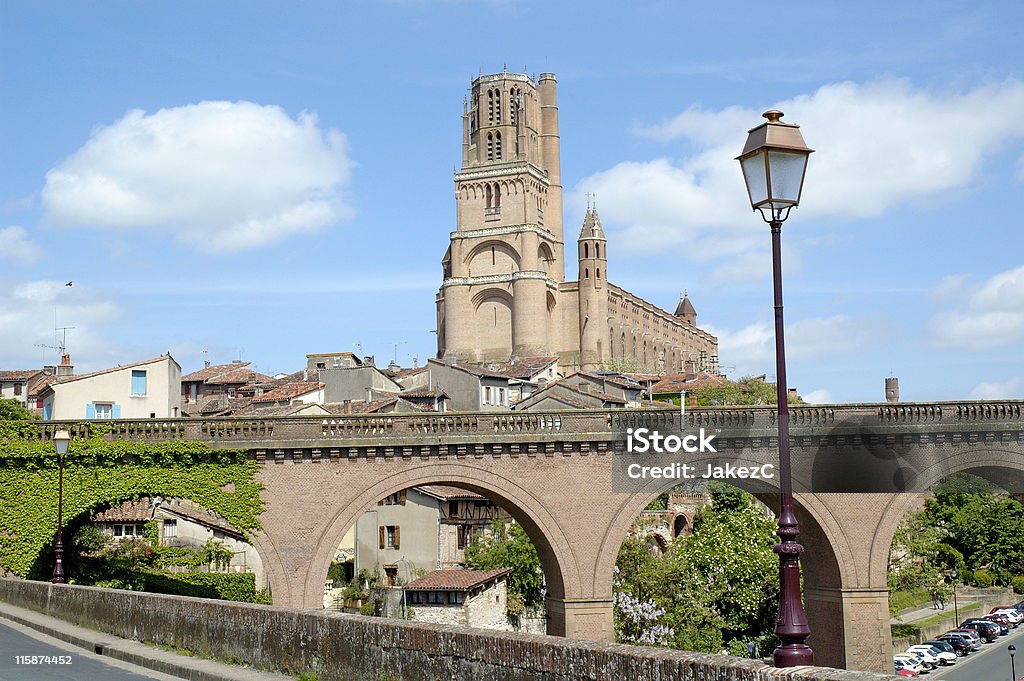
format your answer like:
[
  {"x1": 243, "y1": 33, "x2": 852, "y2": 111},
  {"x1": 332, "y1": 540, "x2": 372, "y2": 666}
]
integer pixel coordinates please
[
  {"x1": 907, "y1": 644, "x2": 955, "y2": 666},
  {"x1": 927, "y1": 637, "x2": 969, "y2": 656},
  {"x1": 959, "y1": 620, "x2": 999, "y2": 642},
  {"x1": 902, "y1": 650, "x2": 937, "y2": 671},
  {"x1": 991, "y1": 608, "x2": 1023, "y2": 625},
  {"x1": 895, "y1": 663, "x2": 919, "y2": 678},
  {"x1": 982, "y1": 614, "x2": 1011, "y2": 633},
  {"x1": 893, "y1": 655, "x2": 925, "y2": 675},
  {"x1": 944, "y1": 628, "x2": 983, "y2": 648}
]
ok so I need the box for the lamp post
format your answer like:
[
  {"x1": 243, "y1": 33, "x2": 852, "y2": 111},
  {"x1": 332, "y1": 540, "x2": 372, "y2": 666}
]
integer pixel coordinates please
[
  {"x1": 737, "y1": 110, "x2": 814, "y2": 667},
  {"x1": 1009, "y1": 644, "x2": 1016, "y2": 681},
  {"x1": 51, "y1": 429, "x2": 71, "y2": 584},
  {"x1": 950, "y1": 569, "x2": 959, "y2": 623}
]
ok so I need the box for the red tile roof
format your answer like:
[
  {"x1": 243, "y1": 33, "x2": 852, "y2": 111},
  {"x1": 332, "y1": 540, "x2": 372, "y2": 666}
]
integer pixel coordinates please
[
  {"x1": 441, "y1": 356, "x2": 558, "y2": 380},
  {"x1": 250, "y1": 381, "x2": 322, "y2": 403},
  {"x1": 405, "y1": 568, "x2": 511, "y2": 591},
  {"x1": 205, "y1": 367, "x2": 273, "y2": 386},
  {"x1": 181, "y1": 361, "x2": 251, "y2": 383},
  {"x1": 651, "y1": 371, "x2": 726, "y2": 394},
  {"x1": 0, "y1": 370, "x2": 43, "y2": 381}
]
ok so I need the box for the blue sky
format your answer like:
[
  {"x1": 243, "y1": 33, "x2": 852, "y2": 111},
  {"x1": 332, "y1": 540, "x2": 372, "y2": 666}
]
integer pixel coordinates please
[{"x1": 2, "y1": 1, "x2": 1022, "y2": 403}]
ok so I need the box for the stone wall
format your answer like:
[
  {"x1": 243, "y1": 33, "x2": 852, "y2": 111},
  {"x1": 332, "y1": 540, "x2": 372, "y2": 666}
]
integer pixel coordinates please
[{"x1": 0, "y1": 579, "x2": 898, "y2": 681}]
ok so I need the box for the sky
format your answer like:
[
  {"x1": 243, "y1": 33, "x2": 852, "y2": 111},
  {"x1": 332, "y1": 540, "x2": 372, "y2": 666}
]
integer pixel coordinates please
[{"x1": 1, "y1": 1, "x2": 1022, "y2": 404}]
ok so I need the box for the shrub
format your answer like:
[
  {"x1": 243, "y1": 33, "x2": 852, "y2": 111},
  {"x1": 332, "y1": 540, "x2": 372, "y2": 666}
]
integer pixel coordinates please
[
  {"x1": 141, "y1": 572, "x2": 270, "y2": 603},
  {"x1": 971, "y1": 570, "x2": 994, "y2": 588},
  {"x1": 1011, "y1": 575, "x2": 1024, "y2": 595}
]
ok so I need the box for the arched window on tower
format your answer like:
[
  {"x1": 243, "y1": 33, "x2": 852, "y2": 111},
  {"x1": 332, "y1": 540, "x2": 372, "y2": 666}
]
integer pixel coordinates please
[
  {"x1": 596, "y1": 268, "x2": 601, "y2": 279},
  {"x1": 621, "y1": 332, "x2": 626, "y2": 357},
  {"x1": 584, "y1": 268, "x2": 589, "y2": 279},
  {"x1": 510, "y1": 88, "x2": 518, "y2": 125},
  {"x1": 487, "y1": 90, "x2": 494, "y2": 124},
  {"x1": 485, "y1": 184, "x2": 492, "y2": 209},
  {"x1": 495, "y1": 89, "x2": 501, "y2": 123},
  {"x1": 583, "y1": 243, "x2": 589, "y2": 259},
  {"x1": 486, "y1": 133, "x2": 494, "y2": 161},
  {"x1": 494, "y1": 183, "x2": 501, "y2": 209},
  {"x1": 595, "y1": 244, "x2": 600, "y2": 258},
  {"x1": 495, "y1": 132, "x2": 502, "y2": 159}
]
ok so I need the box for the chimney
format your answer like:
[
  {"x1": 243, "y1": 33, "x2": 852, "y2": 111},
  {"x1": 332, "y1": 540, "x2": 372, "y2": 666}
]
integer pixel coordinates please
[
  {"x1": 787, "y1": 387, "x2": 798, "y2": 400},
  {"x1": 56, "y1": 353, "x2": 74, "y2": 380},
  {"x1": 363, "y1": 355, "x2": 375, "y2": 366},
  {"x1": 204, "y1": 359, "x2": 211, "y2": 368},
  {"x1": 687, "y1": 393, "x2": 698, "y2": 407},
  {"x1": 885, "y1": 377, "x2": 899, "y2": 403}
]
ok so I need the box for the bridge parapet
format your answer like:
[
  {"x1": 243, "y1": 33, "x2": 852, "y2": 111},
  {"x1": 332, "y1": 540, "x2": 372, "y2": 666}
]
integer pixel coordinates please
[{"x1": 25, "y1": 400, "x2": 1023, "y2": 449}]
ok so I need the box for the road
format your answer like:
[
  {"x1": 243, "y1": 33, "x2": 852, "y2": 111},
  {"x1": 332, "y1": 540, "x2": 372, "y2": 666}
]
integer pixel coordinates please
[
  {"x1": 0, "y1": 617, "x2": 180, "y2": 681},
  {"x1": 930, "y1": 626, "x2": 1024, "y2": 681}
]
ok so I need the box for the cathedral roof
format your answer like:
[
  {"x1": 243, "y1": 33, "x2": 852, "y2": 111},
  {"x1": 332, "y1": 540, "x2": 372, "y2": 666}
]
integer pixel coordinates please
[{"x1": 579, "y1": 208, "x2": 605, "y2": 239}]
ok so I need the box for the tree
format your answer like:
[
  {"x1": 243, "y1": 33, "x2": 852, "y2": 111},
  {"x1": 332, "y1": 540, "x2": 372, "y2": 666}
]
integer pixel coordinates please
[
  {"x1": 613, "y1": 489, "x2": 780, "y2": 653},
  {"x1": 691, "y1": 376, "x2": 803, "y2": 407},
  {"x1": 465, "y1": 520, "x2": 544, "y2": 612},
  {"x1": 0, "y1": 398, "x2": 37, "y2": 421}
]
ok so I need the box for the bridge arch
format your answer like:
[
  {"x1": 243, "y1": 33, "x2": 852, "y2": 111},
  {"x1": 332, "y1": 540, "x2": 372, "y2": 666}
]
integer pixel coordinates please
[
  {"x1": 302, "y1": 462, "x2": 579, "y2": 619},
  {"x1": 867, "y1": 449, "x2": 1024, "y2": 590}
]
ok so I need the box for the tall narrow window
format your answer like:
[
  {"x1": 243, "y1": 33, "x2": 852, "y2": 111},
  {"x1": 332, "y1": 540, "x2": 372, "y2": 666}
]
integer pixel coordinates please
[
  {"x1": 584, "y1": 243, "x2": 589, "y2": 258},
  {"x1": 495, "y1": 89, "x2": 501, "y2": 123},
  {"x1": 595, "y1": 244, "x2": 600, "y2": 258},
  {"x1": 495, "y1": 132, "x2": 502, "y2": 159},
  {"x1": 487, "y1": 90, "x2": 494, "y2": 124},
  {"x1": 491, "y1": 246, "x2": 496, "y2": 265},
  {"x1": 486, "y1": 184, "x2": 492, "y2": 208},
  {"x1": 510, "y1": 87, "x2": 518, "y2": 125},
  {"x1": 131, "y1": 370, "x2": 147, "y2": 395},
  {"x1": 584, "y1": 268, "x2": 589, "y2": 279},
  {"x1": 494, "y1": 183, "x2": 500, "y2": 208},
  {"x1": 596, "y1": 268, "x2": 601, "y2": 279},
  {"x1": 487, "y1": 133, "x2": 494, "y2": 161}
]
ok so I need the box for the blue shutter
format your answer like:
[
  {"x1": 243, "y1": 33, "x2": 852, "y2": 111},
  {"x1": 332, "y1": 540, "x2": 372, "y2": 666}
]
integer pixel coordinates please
[
  {"x1": 112, "y1": 404, "x2": 121, "y2": 419},
  {"x1": 86, "y1": 403, "x2": 96, "y2": 419},
  {"x1": 131, "y1": 370, "x2": 147, "y2": 395},
  {"x1": 43, "y1": 404, "x2": 52, "y2": 420}
]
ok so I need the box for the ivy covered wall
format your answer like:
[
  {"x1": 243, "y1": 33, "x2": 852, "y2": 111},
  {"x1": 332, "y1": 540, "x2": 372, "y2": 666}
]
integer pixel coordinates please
[{"x1": 0, "y1": 421, "x2": 264, "y2": 578}]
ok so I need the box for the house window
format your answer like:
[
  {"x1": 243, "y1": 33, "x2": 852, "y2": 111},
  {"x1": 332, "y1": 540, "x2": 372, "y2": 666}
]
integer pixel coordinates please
[
  {"x1": 131, "y1": 370, "x2": 147, "y2": 395},
  {"x1": 451, "y1": 591, "x2": 466, "y2": 604},
  {"x1": 380, "y1": 491, "x2": 406, "y2": 506},
  {"x1": 379, "y1": 525, "x2": 400, "y2": 550},
  {"x1": 483, "y1": 386, "x2": 492, "y2": 404},
  {"x1": 498, "y1": 387, "x2": 506, "y2": 405},
  {"x1": 112, "y1": 524, "x2": 123, "y2": 537},
  {"x1": 449, "y1": 500, "x2": 459, "y2": 518},
  {"x1": 164, "y1": 520, "x2": 177, "y2": 538},
  {"x1": 427, "y1": 591, "x2": 444, "y2": 604},
  {"x1": 13, "y1": 383, "x2": 21, "y2": 396},
  {"x1": 94, "y1": 403, "x2": 113, "y2": 419}
]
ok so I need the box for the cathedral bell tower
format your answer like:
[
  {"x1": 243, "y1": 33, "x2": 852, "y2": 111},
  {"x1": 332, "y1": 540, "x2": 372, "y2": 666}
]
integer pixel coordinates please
[
  {"x1": 577, "y1": 207, "x2": 607, "y2": 371},
  {"x1": 436, "y1": 71, "x2": 565, "y2": 362}
]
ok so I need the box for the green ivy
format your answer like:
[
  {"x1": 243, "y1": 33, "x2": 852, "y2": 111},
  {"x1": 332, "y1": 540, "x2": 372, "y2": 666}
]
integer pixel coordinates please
[{"x1": 0, "y1": 421, "x2": 264, "y2": 578}]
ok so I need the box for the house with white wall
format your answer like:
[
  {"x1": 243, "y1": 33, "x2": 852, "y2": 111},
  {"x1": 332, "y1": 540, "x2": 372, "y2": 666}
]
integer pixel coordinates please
[{"x1": 40, "y1": 354, "x2": 182, "y2": 420}]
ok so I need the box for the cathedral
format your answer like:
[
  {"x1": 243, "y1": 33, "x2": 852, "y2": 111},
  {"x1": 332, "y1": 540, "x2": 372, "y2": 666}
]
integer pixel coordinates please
[{"x1": 435, "y1": 71, "x2": 718, "y2": 374}]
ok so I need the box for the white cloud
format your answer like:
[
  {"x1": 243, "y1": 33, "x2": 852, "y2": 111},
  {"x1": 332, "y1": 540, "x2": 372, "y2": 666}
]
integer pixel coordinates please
[
  {"x1": 573, "y1": 77, "x2": 1024, "y2": 265},
  {"x1": 42, "y1": 101, "x2": 354, "y2": 253},
  {"x1": 0, "y1": 280, "x2": 124, "y2": 370},
  {"x1": 707, "y1": 315, "x2": 879, "y2": 375},
  {"x1": 969, "y1": 377, "x2": 1023, "y2": 400},
  {"x1": 0, "y1": 226, "x2": 45, "y2": 264},
  {"x1": 930, "y1": 264, "x2": 1024, "y2": 348},
  {"x1": 802, "y1": 389, "x2": 833, "y2": 404}
]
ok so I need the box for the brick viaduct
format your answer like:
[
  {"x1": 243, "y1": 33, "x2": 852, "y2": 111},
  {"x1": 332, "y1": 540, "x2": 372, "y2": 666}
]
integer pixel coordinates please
[{"x1": 37, "y1": 400, "x2": 1024, "y2": 673}]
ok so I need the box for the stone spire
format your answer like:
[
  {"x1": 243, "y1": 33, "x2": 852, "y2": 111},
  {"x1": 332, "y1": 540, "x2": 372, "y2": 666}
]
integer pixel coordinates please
[{"x1": 674, "y1": 290, "x2": 697, "y2": 325}]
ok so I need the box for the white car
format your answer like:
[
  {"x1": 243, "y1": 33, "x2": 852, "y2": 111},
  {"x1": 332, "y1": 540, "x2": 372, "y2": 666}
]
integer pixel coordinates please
[
  {"x1": 907, "y1": 644, "x2": 956, "y2": 666},
  {"x1": 992, "y1": 608, "x2": 1023, "y2": 625},
  {"x1": 903, "y1": 649, "x2": 938, "y2": 670},
  {"x1": 893, "y1": 655, "x2": 926, "y2": 674},
  {"x1": 897, "y1": 651, "x2": 929, "y2": 671}
]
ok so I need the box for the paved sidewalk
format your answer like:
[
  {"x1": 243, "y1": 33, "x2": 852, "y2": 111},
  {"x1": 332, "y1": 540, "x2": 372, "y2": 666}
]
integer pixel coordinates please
[
  {"x1": 0, "y1": 602, "x2": 292, "y2": 681},
  {"x1": 891, "y1": 600, "x2": 977, "y2": 625}
]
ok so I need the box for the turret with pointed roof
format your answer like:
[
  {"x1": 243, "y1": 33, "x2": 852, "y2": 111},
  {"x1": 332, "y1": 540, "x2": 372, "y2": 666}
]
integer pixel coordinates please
[{"x1": 674, "y1": 291, "x2": 697, "y2": 326}]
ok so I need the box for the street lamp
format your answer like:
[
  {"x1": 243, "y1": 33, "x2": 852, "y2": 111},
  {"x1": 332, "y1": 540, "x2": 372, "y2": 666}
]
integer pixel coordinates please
[
  {"x1": 1009, "y1": 644, "x2": 1016, "y2": 681},
  {"x1": 950, "y1": 569, "x2": 959, "y2": 623},
  {"x1": 51, "y1": 429, "x2": 71, "y2": 584},
  {"x1": 738, "y1": 110, "x2": 814, "y2": 667}
]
